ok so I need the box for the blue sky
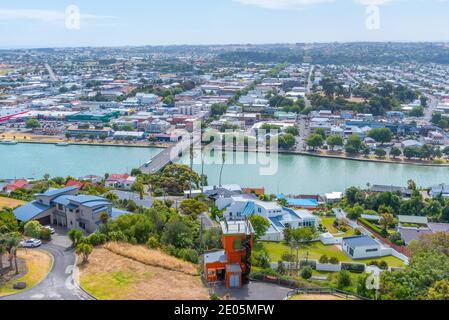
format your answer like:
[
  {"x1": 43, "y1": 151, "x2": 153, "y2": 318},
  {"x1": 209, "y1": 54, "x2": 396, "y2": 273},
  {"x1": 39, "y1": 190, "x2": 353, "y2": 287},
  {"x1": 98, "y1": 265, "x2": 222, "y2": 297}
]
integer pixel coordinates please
[{"x1": 0, "y1": 0, "x2": 449, "y2": 48}]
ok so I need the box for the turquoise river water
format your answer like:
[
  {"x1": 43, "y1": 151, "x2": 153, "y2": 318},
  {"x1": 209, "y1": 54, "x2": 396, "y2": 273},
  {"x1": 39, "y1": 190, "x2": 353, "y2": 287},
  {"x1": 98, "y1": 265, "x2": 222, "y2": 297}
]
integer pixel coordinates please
[{"x1": 1, "y1": 143, "x2": 448, "y2": 194}]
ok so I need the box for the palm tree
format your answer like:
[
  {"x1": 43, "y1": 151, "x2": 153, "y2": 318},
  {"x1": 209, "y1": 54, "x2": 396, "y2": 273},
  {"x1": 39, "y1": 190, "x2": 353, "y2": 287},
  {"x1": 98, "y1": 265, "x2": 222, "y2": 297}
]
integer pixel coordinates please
[
  {"x1": 99, "y1": 212, "x2": 110, "y2": 224},
  {"x1": 5, "y1": 233, "x2": 20, "y2": 274},
  {"x1": 105, "y1": 192, "x2": 119, "y2": 202},
  {"x1": 0, "y1": 236, "x2": 7, "y2": 272},
  {"x1": 219, "y1": 151, "x2": 226, "y2": 187}
]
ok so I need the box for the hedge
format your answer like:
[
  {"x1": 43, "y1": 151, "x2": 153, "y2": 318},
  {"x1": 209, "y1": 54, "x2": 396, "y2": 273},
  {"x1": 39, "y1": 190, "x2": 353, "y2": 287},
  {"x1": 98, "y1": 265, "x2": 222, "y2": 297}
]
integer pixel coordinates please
[{"x1": 341, "y1": 262, "x2": 366, "y2": 273}]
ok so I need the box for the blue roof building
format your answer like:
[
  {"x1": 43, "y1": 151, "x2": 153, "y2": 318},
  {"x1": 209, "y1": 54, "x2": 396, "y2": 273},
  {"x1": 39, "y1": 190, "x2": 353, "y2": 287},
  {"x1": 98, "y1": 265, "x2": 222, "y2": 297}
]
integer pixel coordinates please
[{"x1": 14, "y1": 187, "x2": 130, "y2": 233}]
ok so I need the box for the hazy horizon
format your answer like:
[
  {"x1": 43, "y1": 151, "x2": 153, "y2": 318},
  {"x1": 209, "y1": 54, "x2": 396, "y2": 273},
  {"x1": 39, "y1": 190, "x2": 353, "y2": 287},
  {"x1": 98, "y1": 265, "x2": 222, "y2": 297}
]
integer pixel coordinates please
[{"x1": 1, "y1": 1, "x2": 449, "y2": 48}]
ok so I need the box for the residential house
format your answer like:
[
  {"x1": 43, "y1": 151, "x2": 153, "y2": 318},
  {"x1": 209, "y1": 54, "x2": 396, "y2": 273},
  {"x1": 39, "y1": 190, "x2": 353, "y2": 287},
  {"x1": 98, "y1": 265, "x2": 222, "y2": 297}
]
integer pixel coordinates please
[
  {"x1": 105, "y1": 174, "x2": 137, "y2": 190},
  {"x1": 2, "y1": 179, "x2": 30, "y2": 194},
  {"x1": 13, "y1": 186, "x2": 129, "y2": 233},
  {"x1": 430, "y1": 184, "x2": 449, "y2": 198},
  {"x1": 216, "y1": 195, "x2": 317, "y2": 241}
]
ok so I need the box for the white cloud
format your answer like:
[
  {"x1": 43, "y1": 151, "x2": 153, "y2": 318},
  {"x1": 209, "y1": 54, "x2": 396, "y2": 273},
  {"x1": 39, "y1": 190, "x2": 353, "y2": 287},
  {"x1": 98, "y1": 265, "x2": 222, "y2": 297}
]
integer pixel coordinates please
[
  {"x1": 232, "y1": 0, "x2": 335, "y2": 10},
  {"x1": 0, "y1": 8, "x2": 117, "y2": 22},
  {"x1": 354, "y1": 0, "x2": 395, "y2": 5}
]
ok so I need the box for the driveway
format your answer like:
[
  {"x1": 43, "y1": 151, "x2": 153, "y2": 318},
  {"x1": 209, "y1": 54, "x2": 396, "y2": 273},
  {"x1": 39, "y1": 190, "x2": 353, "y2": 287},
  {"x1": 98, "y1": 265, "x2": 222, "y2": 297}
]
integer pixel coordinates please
[
  {"x1": 1, "y1": 228, "x2": 92, "y2": 300},
  {"x1": 211, "y1": 281, "x2": 291, "y2": 300}
]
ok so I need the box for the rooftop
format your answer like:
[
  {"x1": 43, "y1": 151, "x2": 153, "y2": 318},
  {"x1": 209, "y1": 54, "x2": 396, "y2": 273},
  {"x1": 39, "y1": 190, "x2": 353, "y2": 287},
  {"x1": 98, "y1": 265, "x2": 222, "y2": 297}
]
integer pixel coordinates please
[
  {"x1": 220, "y1": 220, "x2": 253, "y2": 236},
  {"x1": 13, "y1": 201, "x2": 51, "y2": 222},
  {"x1": 343, "y1": 235, "x2": 380, "y2": 248}
]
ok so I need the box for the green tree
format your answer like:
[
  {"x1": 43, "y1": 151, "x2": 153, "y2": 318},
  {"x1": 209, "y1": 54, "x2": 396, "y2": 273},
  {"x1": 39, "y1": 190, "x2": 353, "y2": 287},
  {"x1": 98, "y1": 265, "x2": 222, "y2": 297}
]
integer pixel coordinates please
[
  {"x1": 24, "y1": 221, "x2": 42, "y2": 239},
  {"x1": 389, "y1": 146, "x2": 402, "y2": 159},
  {"x1": 374, "y1": 148, "x2": 387, "y2": 159},
  {"x1": 76, "y1": 243, "x2": 93, "y2": 263},
  {"x1": 301, "y1": 266, "x2": 313, "y2": 280},
  {"x1": 326, "y1": 135, "x2": 344, "y2": 151},
  {"x1": 409, "y1": 106, "x2": 424, "y2": 117},
  {"x1": 25, "y1": 118, "x2": 40, "y2": 129},
  {"x1": 313, "y1": 128, "x2": 326, "y2": 139},
  {"x1": 161, "y1": 218, "x2": 193, "y2": 249},
  {"x1": 337, "y1": 270, "x2": 352, "y2": 289},
  {"x1": 249, "y1": 215, "x2": 271, "y2": 241},
  {"x1": 179, "y1": 199, "x2": 208, "y2": 218},
  {"x1": 284, "y1": 126, "x2": 299, "y2": 136},
  {"x1": 0, "y1": 209, "x2": 19, "y2": 232},
  {"x1": 427, "y1": 280, "x2": 449, "y2": 300},
  {"x1": 345, "y1": 135, "x2": 363, "y2": 154},
  {"x1": 306, "y1": 134, "x2": 324, "y2": 151},
  {"x1": 347, "y1": 205, "x2": 364, "y2": 220},
  {"x1": 68, "y1": 229, "x2": 84, "y2": 247},
  {"x1": 210, "y1": 103, "x2": 228, "y2": 117},
  {"x1": 278, "y1": 133, "x2": 296, "y2": 150},
  {"x1": 368, "y1": 128, "x2": 393, "y2": 145}
]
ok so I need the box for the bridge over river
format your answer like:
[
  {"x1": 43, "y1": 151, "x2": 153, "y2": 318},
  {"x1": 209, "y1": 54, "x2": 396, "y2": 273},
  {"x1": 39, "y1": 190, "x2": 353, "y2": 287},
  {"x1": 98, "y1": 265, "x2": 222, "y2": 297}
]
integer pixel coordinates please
[{"x1": 139, "y1": 135, "x2": 201, "y2": 173}]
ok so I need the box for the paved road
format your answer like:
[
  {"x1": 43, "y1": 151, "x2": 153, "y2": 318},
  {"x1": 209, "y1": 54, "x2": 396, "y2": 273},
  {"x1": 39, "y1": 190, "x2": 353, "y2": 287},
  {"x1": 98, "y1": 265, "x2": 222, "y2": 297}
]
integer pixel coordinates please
[
  {"x1": 212, "y1": 281, "x2": 291, "y2": 300},
  {"x1": 199, "y1": 213, "x2": 215, "y2": 230},
  {"x1": 1, "y1": 230, "x2": 91, "y2": 300}
]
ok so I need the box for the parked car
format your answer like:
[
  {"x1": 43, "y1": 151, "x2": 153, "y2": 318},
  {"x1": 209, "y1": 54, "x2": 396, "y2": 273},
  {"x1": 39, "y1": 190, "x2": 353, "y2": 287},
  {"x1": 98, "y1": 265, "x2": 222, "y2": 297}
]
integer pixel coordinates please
[
  {"x1": 43, "y1": 226, "x2": 55, "y2": 234},
  {"x1": 20, "y1": 239, "x2": 42, "y2": 248}
]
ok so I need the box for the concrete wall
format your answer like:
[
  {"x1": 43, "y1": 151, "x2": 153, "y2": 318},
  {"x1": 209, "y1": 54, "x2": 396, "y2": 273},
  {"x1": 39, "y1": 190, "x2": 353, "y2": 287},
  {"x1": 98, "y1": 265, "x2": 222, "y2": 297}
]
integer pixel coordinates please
[{"x1": 316, "y1": 262, "x2": 342, "y2": 272}]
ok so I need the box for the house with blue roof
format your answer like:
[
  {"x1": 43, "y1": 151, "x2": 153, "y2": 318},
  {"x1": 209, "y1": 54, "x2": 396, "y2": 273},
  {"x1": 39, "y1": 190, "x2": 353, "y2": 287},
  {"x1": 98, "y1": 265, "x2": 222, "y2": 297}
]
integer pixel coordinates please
[
  {"x1": 216, "y1": 195, "x2": 317, "y2": 241},
  {"x1": 13, "y1": 186, "x2": 129, "y2": 234}
]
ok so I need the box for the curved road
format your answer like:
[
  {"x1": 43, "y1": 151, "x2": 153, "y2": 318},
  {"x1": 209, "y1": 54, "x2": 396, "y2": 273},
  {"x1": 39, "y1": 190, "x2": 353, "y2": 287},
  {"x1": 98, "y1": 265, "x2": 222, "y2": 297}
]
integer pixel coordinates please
[{"x1": 1, "y1": 241, "x2": 92, "y2": 300}]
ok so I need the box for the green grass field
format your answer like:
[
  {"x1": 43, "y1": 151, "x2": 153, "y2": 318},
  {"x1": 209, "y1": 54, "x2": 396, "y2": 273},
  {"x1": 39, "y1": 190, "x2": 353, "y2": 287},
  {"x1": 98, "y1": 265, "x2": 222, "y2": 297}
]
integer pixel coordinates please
[
  {"x1": 259, "y1": 241, "x2": 404, "y2": 267},
  {"x1": 320, "y1": 217, "x2": 355, "y2": 237}
]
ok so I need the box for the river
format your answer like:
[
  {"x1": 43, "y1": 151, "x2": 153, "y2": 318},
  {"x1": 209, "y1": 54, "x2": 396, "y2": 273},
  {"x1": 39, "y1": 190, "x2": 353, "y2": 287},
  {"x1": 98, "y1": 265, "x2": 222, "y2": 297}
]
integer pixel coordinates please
[{"x1": 1, "y1": 143, "x2": 448, "y2": 194}]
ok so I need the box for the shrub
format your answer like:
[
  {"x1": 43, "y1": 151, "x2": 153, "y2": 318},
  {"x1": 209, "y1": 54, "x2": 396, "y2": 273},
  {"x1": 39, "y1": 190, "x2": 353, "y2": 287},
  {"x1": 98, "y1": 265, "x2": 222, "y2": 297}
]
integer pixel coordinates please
[
  {"x1": 39, "y1": 228, "x2": 52, "y2": 241},
  {"x1": 68, "y1": 228, "x2": 84, "y2": 247},
  {"x1": 24, "y1": 221, "x2": 42, "y2": 238},
  {"x1": 276, "y1": 261, "x2": 287, "y2": 275},
  {"x1": 379, "y1": 260, "x2": 389, "y2": 270},
  {"x1": 252, "y1": 251, "x2": 271, "y2": 269},
  {"x1": 329, "y1": 257, "x2": 340, "y2": 265},
  {"x1": 341, "y1": 262, "x2": 365, "y2": 273},
  {"x1": 86, "y1": 233, "x2": 107, "y2": 246},
  {"x1": 301, "y1": 266, "x2": 313, "y2": 280},
  {"x1": 107, "y1": 231, "x2": 128, "y2": 242},
  {"x1": 369, "y1": 260, "x2": 379, "y2": 267},
  {"x1": 146, "y1": 236, "x2": 160, "y2": 249},
  {"x1": 337, "y1": 270, "x2": 352, "y2": 289},
  {"x1": 389, "y1": 232, "x2": 405, "y2": 246},
  {"x1": 177, "y1": 248, "x2": 199, "y2": 264},
  {"x1": 319, "y1": 255, "x2": 329, "y2": 264}
]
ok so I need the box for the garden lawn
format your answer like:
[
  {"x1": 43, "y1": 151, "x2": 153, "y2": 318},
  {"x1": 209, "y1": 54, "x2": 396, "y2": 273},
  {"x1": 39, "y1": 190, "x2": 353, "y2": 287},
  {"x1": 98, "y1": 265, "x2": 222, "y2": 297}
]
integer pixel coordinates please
[
  {"x1": 320, "y1": 217, "x2": 355, "y2": 237},
  {"x1": 260, "y1": 241, "x2": 404, "y2": 267},
  {"x1": 0, "y1": 249, "x2": 52, "y2": 297},
  {"x1": 0, "y1": 196, "x2": 26, "y2": 209}
]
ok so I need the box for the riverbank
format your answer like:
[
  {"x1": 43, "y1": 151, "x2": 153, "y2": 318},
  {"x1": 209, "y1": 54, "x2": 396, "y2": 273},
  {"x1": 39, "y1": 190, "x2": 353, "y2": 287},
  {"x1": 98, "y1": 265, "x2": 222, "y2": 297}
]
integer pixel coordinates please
[
  {"x1": 0, "y1": 132, "x2": 167, "y2": 149},
  {"x1": 199, "y1": 145, "x2": 449, "y2": 168}
]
